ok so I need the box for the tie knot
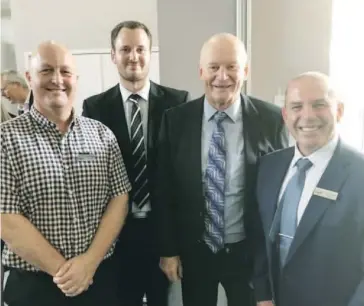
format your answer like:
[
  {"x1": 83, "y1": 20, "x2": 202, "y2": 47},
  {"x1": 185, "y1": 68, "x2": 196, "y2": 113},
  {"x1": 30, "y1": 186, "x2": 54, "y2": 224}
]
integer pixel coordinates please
[
  {"x1": 295, "y1": 158, "x2": 313, "y2": 172},
  {"x1": 214, "y1": 111, "x2": 227, "y2": 123},
  {"x1": 129, "y1": 94, "x2": 140, "y2": 104}
]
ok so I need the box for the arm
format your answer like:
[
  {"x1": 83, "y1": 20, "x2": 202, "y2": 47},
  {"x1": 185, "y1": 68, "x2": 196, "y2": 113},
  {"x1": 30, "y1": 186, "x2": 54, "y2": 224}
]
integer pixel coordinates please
[
  {"x1": 155, "y1": 111, "x2": 183, "y2": 281},
  {"x1": 85, "y1": 193, "x2": 128, "y2": 266},
  {"x1": 1, "y1": 214, "x2": 66, "y2": 276},
  {"x1": 252, "y1": 159, "x2": 273, "y2": 303},
  {"x1": 1, "y1": 144, "x2": 66, "y2": 276},
  {"x1": 348, "y1": 197, "x2": 364, "y2": 306},
  {"x1": 155, "y1": 111, "x2": 178, "y2": 257},
  {"x1": 87, "y1": 132, "x2": 130, "y2": 264}
]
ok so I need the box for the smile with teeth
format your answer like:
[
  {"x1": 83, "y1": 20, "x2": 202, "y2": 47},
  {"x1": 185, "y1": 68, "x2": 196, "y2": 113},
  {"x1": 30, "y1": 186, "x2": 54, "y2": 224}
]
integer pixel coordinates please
[
  {"x1": 213, "y1": 85, "x2": 231, "y2": 88},
  {"x1": 299, "y1": 126, "x2": 321, "y2": 132}
]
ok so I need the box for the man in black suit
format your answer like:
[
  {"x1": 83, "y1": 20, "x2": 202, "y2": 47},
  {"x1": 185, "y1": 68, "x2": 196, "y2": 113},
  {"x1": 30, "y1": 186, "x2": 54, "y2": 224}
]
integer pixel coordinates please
[
  {"x1": 82, "y1": 20, "x2": 190, "y2": 306},
  {"x1": 156, "y1": 33, "x2": 288, "y2": 306}
]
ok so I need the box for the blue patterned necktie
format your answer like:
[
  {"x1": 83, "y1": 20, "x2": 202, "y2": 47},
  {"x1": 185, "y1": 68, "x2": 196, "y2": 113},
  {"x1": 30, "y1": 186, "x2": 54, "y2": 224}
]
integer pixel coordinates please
[
  {"x1": 278, "y1": 158, "x2": 313, "y2": 266},
  {"x1": 203, "y1": 111, "x2": 227, "y2": 253}
]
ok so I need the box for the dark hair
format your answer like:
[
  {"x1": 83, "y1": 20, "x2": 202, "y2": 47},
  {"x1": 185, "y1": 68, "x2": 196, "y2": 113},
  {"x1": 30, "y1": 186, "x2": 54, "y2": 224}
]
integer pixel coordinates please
[{"x1": 111, "y1": 20, "x2": 152, "y2": 50}]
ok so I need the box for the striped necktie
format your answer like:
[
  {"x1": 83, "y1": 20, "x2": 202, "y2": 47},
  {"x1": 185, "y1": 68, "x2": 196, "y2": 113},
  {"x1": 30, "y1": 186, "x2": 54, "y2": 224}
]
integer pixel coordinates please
[{"x1": 129, "y1": 94, "x2": 150, "y2": 209}]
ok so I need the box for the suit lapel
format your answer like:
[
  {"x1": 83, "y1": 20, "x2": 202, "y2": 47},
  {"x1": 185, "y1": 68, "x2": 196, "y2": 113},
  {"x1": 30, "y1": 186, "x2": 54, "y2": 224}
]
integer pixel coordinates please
[
  {"x1": 285, "y1": 141, "x2": 351, "y2": 264},
  {"x1": 267, "y1": 149, "x2": 294, "y2": 237},
  {"x1": 107, "y1": 85, "x2": 132, "y2": 168}
]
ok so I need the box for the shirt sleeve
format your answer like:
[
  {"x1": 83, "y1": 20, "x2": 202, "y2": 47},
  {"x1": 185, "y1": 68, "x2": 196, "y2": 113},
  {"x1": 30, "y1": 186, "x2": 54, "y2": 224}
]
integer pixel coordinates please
[
  {"x1": 107, "y1": 130, "x2": 132, "y2": 198},
  {"x1": 0, "y1": 132, "x2": 21, "y2": 214}
]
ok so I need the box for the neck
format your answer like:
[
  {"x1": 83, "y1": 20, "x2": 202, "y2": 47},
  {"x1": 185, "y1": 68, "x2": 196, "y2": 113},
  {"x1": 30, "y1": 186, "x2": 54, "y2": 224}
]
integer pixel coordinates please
[
  {"x1": 35, "y1": 104, "x2": 73, "y2": 134},
  {"x1": 120, "y1": 77, "x2": 147, "y2": 93}
]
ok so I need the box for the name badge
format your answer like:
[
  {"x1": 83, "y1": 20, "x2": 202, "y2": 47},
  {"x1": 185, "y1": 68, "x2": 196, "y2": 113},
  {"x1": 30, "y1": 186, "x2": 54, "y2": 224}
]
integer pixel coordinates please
[
  {"x1": 76, "y1": 153, "x2": 96, "y2": 162},
  {"x1": 313, "y1": 187, "x2": 338, "y2": 201}
]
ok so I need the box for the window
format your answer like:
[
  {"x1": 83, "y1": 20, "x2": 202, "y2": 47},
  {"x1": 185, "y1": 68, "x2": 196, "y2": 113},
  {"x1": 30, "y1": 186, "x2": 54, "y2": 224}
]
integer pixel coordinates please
[{"x1": 330, "y1": 0, "x2": 364, "y2": 151}]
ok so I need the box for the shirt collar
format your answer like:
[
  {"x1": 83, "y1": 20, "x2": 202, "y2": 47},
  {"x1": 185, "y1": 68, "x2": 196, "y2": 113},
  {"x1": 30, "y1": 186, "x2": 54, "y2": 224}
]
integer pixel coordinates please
[
  {"x1": 30, "y1": 106, "x2": 78, "y2": 130},
  {"x1": 204, "y1": 95, "x2": 241, "y2": 123},
  {"x1": 119, "y1": 80, "x2": 151, "y2": 103},
  {"x1": 291, "y1": 133, "x2": 339, "y2": 169}
]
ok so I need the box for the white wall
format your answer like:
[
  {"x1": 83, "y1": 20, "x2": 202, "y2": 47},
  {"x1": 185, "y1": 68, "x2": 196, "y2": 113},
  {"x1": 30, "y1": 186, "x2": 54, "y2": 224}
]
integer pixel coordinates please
[
  {"x1": 10, "y1": 0, "x2": 159, "y2": 72},
  {"x1": 157, "y1": 0, "x2": 333, "y2": 102},
  {"x1": 157, "y1": 0, "x2": 237, "y2": 98},
  {"x1": 250, "y1": 0, "x2": 333, "y2": 101}
]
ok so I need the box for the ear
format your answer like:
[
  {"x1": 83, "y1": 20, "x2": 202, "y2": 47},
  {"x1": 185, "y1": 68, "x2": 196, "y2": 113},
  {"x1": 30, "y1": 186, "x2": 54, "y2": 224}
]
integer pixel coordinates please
[
  {"x1": 111, "y1": 48, "x2": 116, "y2": 64},
  {"x1": 25, "y1": 71, "x2": 31, "y2": 85},
  {"x1": 199, "y1": 66, "x2": 204, "y2": 80},
  {"x1": 282, "y1": 106, "x2": 288, "y2": 125},
  {"x1": 243, "y1": 64, "x2": 249, "y2": 80},
  {"x1": 336, "y1": 102, "x2": 344, "y2": 123}
]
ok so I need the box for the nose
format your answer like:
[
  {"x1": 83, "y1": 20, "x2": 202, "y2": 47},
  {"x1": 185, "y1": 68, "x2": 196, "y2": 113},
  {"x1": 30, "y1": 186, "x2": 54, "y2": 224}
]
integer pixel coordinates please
[
  {"x1": 129, "y1": 49, "x2": 138, "y2": 62},
  {"x1": 50, "y1": 70, "x2": 63, "y2": 85},
  {"x1": 216, "y1": 67, "x2": 228, "y2": 81},
  {"x1": 301, "y1": 105, "x2": 317, "y2": 119}
]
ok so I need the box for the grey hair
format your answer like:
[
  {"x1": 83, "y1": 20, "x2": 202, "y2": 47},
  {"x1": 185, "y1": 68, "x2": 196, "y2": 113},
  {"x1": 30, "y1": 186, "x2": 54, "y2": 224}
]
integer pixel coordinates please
[{"x1": 1, "y1": 70, "x2": 29, "y2": 89}]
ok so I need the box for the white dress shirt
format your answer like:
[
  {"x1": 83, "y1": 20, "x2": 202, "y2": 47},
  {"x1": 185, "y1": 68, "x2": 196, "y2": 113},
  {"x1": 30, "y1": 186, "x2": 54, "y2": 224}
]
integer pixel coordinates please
[
  {"x1": 119, "y1": 81, "x2": 151, "y2": 215},
  {"x1": 278, "y1": 135, "x2": 339, "y2": 225}
]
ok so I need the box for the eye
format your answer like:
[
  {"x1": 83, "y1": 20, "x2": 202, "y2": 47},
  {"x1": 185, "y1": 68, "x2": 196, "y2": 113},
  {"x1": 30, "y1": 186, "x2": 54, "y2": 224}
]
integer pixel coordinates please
[
  {"x1": 291, "y1": 105, "x2": 302, "y2": 111},
  {"x1": 62, "y1": 70, "x2": 72, "y2": 76},
  {"x1": 137, "y1": 47, "x2": 146, "y2": 53},
  {"x1": 41, "y1": 68, "x2": 52, "y2": 73},
  {"x1": 209, "y1": 66, "x2": 219, "y2": 71}
]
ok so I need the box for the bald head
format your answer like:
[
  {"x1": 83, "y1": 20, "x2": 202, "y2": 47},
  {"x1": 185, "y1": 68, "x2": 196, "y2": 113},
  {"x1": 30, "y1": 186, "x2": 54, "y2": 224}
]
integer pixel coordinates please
[
  {"x1": 200, "y1": 33, "x2": 247, "y2": 67},
  {"x1": 283, "y1": 71, "x2": 344, "y2": 156},
  {"x1": 199, "y1": 33, "x2": 248, "y2": 110},
  {"x1": 26, "y1": 40, "x2": 78, "y2": 114},
  {"x1": 29, "y1": 41, "x2": 76, "y2": 75},
  {"x1": 286, "y1": 71, "x2": 341, "y2": 102}
]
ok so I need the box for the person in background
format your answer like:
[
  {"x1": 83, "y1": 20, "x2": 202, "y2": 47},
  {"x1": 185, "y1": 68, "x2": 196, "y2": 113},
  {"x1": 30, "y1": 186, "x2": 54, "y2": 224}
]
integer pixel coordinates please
[
  {"x1": 156, "y1": 33, "x2": 288, "y2": 306},
  {"x1": 254, "y1": 72, "x2": 364, "y2": 306},
  {"x1": 1, "y1": 41, "x2": 131, "y2": 306},
  {"x1": 1, "y1": 70, "x2": 33, "y2": 115},
  {"x1": 82, "y1": 20, "x2": 190, "y2": 306}
]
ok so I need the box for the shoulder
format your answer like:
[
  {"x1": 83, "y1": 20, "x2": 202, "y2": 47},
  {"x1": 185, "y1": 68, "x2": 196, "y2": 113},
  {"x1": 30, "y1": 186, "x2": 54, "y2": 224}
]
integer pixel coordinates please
[
  {"x1": 1, "y1": 113, "x2": 33, "y2": 139},
  {"x1": 245, "y1": 95, "x2": 282, "y2": 119},
  {"x1": 83, "y1": 85, "x2": 118, "y2": 108},
  {"x1": 77, "y1": 116, "x2": 117, "y2": 144},
  {"x1": 260, "y1": 146, "x2": 294, "y2": 167},
  {"x1": 153, "y1": 82, "x2": 189, "y2": 100}
]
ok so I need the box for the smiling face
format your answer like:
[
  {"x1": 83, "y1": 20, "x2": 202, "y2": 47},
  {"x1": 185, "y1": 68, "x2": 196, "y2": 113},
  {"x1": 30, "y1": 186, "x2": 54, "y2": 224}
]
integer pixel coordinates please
[
  {"x1": 26, "y1": 43, "x2": 77, "y2": 112},
  {"x1": 199, "y1": 34, "x2": 248, "y2": 110},
  {"x1": 283, "y1": 74, "x2": 344, "y2": 156},
  {"x1": 111, "y1": 27, "x2": 151, "y2": 84}
]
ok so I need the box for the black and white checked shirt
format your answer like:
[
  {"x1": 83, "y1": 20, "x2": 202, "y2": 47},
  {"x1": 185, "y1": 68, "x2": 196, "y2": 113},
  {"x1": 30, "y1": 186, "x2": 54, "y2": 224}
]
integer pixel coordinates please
[{"x1": 0, "y1": 107, "x2": 131, "y2": 271}]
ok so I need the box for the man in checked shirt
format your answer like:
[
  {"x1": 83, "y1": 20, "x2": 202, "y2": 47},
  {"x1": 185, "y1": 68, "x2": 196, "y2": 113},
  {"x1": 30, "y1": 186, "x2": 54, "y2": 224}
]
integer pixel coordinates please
[{"x1": 0, "y1": 41, "x2": 131, "y2": 306}]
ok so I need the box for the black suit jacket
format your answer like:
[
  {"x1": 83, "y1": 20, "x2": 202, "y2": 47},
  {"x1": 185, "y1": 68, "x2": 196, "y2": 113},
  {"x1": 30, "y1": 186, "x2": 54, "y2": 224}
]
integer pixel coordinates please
[
  {"x1": 156, "y1": 95, "x2": 289, "y2": 259},
  {"x1": 82, "y1": 81, "x2": 190, "y2": 213}
]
